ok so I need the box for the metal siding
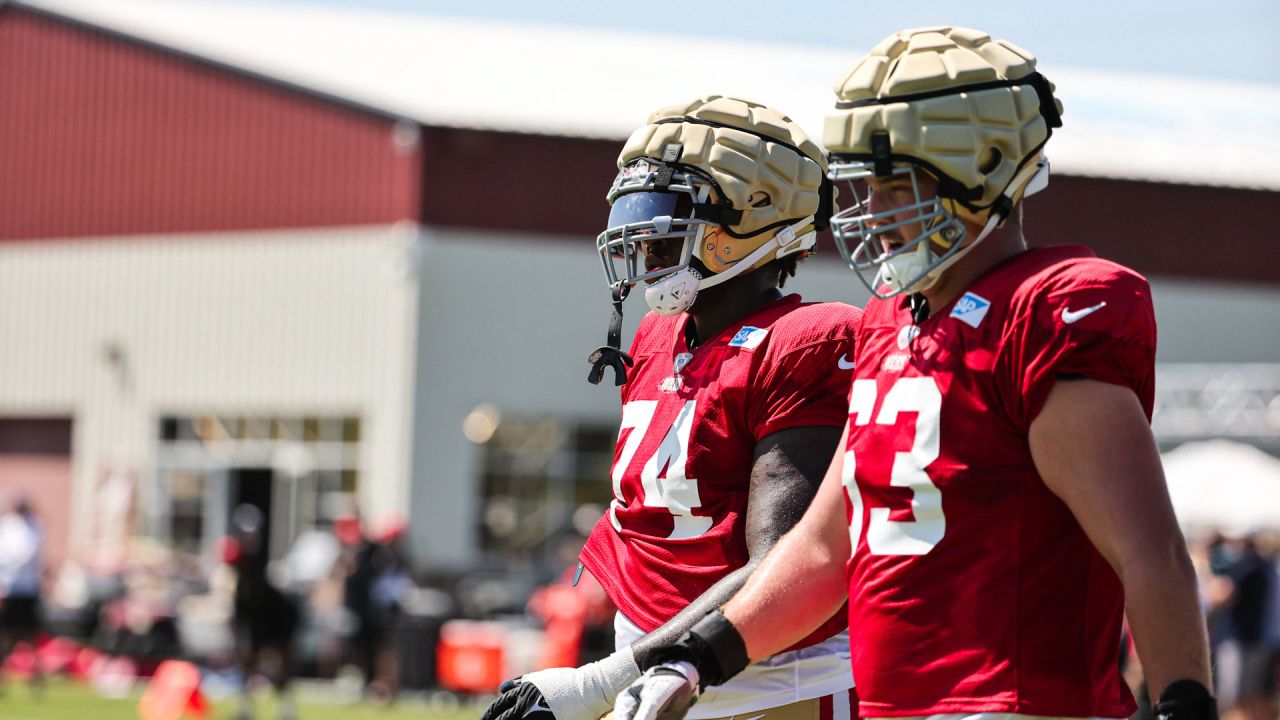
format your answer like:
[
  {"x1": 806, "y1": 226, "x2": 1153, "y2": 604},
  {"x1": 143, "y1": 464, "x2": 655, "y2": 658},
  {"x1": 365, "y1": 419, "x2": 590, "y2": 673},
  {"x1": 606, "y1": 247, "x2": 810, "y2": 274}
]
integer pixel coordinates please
[
  {"x1": 419, "y1": 126, "x2": 1280, "y2": 286},
  {"x1": 1025, "y1": 177, "x2": 1280, "y2": 286},
  {"x1": 419, "y1": 127, "x2": 619, "y2": 236},
  {"x1": 0, "y1": 7, "x2": 419, "y2": 240},
  {"x1": 3, "y1": 9, "x2": 1274, "y2": 286}
]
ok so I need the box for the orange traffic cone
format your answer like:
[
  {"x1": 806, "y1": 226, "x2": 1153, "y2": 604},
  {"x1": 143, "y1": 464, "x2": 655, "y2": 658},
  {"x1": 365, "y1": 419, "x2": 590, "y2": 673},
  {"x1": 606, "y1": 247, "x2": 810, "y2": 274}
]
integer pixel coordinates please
[{"x1": 138, "y1": 660, "x2": 210, "y2": 720}]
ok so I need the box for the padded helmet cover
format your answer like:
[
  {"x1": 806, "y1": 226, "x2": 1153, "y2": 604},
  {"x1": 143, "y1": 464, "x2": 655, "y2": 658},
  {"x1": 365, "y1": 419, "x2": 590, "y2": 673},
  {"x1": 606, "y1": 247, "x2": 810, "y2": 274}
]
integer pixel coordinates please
[{"x1": 824, "y1": 26, "x2": 1064, "y2": 212}]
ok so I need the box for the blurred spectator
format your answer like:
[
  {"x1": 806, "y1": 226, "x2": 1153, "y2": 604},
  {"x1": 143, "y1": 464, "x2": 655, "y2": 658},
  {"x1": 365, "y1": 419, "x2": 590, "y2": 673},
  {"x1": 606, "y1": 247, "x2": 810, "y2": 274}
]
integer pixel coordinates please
[
  {"x1": 1210, "y1": 533, "x2": 1277, "y2": 720},
  {"x1": 367, "y1": 520, "x2": 409, "y2": 699},
  {"x1": 0, "y1": 495, "x2": 45, "y2": 693},
  {"x1": 341, "y1": 522, "x2": 377, "y2": 690},
  {"x1": 226, "y1": 504, "x2": 300, "y2": 720},
  {"x1": 342, "y1": 515, "x2": 409, "y2": 700},
  {"x1": 96, "y1": 539, "x2": 190, "y2": 675},
  {"x1": 278, "y1": 528, "x2": 345, "y2": 677},
  {"x1": 533, "y1": 526, "x2": 615, "y2": 666}
]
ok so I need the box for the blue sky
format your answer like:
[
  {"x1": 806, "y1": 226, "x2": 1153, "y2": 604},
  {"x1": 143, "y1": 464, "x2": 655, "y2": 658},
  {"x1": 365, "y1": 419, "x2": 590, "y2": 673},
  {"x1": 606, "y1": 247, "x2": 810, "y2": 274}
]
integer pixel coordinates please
[{"x1": 276, "y1": 0, "x2": 1279, "y2": 85}]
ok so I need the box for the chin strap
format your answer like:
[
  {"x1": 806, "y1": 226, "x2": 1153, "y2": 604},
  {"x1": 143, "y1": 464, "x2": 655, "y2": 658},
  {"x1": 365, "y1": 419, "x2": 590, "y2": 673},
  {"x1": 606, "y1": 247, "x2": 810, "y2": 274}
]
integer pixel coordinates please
[
  {"x1": 587, "y1": 288, "x2": 635, "y2": 386},
  {"x1": 696, "y1": 217, "x2": 814, "y2": 292},
  {"x1": 909, "y1": 293, "x2": 931, "y2": 324},
  {"x1": 588, "y1": 216, "x2": 813, "y2": 386},
  {"x1": 907, "y1": 159, "x2": 1049, "y2": 295}
]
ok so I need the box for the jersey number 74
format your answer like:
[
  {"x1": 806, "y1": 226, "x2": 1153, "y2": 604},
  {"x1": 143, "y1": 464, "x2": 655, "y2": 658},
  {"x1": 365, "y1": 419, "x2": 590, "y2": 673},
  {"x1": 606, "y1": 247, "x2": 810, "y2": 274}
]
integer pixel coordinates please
[{"x1": 609, "y1": 400, "x2": 712, "y2": 540}]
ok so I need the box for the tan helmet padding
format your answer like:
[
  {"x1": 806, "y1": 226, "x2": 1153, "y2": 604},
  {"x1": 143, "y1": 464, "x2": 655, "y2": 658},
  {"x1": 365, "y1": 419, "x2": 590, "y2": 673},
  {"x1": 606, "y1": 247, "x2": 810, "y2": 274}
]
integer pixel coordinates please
[
  {"x1": 619, "y1": 96, "x2": 826, "y2": 238},
  {"x1": 825, "y1": 27, "x2": 1064, "y2": 210}
]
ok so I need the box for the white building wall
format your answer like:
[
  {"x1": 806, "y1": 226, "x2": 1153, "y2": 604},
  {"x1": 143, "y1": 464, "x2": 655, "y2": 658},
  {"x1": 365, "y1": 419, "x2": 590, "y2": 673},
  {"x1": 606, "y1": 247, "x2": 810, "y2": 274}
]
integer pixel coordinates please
[
  {"x1": 409, "y1": 229, "x2": 627, "y2": 570},
  {"x1": 1149, "y1": 279, "x2": 1280, "y2": 363},
  {"x1": 0, "y1": 225, "x2": 419, "y2": 557}
]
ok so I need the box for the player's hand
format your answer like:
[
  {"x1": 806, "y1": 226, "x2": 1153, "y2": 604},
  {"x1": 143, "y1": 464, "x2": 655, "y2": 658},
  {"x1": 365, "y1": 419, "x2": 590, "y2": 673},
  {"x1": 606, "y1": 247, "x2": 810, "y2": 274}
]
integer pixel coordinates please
[
  {"x1": 483, "y1": 650, "x2": 642, "y2": 720},
  {"x1": 481, "y1": 678, "x2": 556, "y2": 720},
  {"x1": 612, "y1": 661, "x2": 700, "y2": 720}
]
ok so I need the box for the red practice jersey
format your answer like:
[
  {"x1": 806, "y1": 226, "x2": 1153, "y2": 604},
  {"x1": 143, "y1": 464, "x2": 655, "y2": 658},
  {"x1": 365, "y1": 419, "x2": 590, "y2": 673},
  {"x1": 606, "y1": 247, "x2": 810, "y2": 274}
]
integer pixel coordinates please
[
  {"x1": 843, "y1": 246, "x2": 1153, "y2": 718},
  {"x1": 582, "y1": 294, "x2": 861, "y2": 645}
]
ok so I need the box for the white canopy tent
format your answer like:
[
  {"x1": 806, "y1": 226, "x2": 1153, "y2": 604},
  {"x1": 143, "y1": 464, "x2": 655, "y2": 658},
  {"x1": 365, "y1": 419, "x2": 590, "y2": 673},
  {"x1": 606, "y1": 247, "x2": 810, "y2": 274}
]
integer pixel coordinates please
[{"x1": 1161, "y1": 440, "x2": 1280, "y2": 537}]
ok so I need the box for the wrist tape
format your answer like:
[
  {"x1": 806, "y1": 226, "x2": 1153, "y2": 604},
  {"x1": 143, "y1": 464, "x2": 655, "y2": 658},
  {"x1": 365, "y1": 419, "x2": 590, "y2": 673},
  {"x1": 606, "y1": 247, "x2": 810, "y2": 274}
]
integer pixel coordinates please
[{"x1": 646, "y1": 610, "x2": 750, "y2": 691}]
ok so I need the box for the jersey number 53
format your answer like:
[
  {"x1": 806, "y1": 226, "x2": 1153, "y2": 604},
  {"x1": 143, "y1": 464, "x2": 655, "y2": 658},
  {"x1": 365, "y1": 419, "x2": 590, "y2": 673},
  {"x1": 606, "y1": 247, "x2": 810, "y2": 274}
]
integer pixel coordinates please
[{"x1": 843, "y1": 377, "x2": 946, "y2": 555}]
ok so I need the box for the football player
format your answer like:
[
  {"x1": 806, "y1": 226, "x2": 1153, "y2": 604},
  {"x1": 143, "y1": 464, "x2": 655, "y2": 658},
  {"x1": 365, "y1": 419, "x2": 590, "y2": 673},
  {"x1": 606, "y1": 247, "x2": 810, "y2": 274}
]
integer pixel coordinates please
[
  {"x1": 612, "y1": 28, "x2": 1217, "y2": 720},
  {"x1": 480, "y1": 96, "x2": 862, "y2": 720}
]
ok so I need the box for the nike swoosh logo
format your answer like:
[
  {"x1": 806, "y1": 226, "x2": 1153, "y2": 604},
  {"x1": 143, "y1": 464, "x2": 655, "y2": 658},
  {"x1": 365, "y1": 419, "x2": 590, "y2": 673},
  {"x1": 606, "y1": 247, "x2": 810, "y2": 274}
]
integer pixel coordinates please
[
  {"x1": 1061, "y1": 301, "x2": 1107, "y2": 324},
  {"x1": 837, "y1": 355, "x2": 856, "y2": 370},
  {"x1": 522, "y1": 700, "x2": 552, "y2": 719}
]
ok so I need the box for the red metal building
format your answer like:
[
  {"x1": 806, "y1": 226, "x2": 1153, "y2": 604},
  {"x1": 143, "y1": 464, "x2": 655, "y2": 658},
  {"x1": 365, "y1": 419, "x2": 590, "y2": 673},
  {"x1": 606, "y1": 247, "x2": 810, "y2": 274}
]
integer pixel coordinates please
[{"x1": 4, "y1": 2, "x2": 1276, "y2": 283}]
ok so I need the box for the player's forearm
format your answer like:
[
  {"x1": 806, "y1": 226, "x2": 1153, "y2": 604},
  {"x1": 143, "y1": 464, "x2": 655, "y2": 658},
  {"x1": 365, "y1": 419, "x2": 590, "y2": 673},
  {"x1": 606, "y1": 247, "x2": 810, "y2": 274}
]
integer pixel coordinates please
[
  {"x1": 1031, "y1": 381, "x2": 1213, "y2": 700},
  {"x1": 721, "y1": 521, "x2": 848, "y2": 661},
  {"x1": 1118, "y1": 539, "x2": 1212, "y2": 698},
  {"x1": 720, "y1": 431, "x2": 852, "y2": 661},
  {"x1": 629, "y1": 562, "x2": 760, "y2": 667},
  {"x1": 634, "y1": 427, "x2": 845, "y2": 667}
]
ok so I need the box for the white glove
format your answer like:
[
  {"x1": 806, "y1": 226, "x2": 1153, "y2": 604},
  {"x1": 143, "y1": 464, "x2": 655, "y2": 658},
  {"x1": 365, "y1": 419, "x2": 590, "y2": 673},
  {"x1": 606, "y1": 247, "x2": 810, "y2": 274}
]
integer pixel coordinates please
[
  {"x1": 612, "y1": 661, "x2": 700, "y2": 720},
  {"x1": 520, "y1": 648, "x2": 642, "y2": 720}
]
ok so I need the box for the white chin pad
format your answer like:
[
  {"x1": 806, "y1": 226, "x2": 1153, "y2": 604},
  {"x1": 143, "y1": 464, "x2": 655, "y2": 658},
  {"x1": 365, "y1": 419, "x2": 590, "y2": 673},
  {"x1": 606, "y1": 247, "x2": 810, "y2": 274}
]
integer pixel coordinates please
[
  {"x1": 644, "y1": 268, "x2": 700, "y2": 315},
  {"x1": 880, "y1": 241, "x2": 932, "y2": 293}
]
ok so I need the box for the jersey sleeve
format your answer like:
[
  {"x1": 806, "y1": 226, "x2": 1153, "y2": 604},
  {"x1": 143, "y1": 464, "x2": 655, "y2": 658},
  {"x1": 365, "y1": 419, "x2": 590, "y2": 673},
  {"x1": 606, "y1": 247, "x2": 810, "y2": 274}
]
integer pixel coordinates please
[
  {"x1": 1005, "y1": 264, "x2": 1157, "y2": 430},
  {"x1": 747, "y1": 308, "x2": 861, "y2": 440}
]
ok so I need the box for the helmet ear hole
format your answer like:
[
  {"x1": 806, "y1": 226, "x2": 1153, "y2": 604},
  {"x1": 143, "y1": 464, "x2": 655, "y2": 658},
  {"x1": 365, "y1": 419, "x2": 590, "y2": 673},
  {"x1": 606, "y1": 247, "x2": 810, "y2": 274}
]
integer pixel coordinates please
[
  {"x1": 978, "y1": 147, "x2": 1003, "y2": 175},
  {"x1": 748, "y1": 191, "x2": 771, "y2": 208}
]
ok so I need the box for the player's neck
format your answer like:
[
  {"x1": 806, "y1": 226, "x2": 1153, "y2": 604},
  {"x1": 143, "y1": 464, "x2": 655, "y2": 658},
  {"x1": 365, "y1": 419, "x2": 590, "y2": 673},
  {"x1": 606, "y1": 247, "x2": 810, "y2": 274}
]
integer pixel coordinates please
[
  {"x1": 688, "y1": 276, "x2": 782, "y2": 349},
  {"x1": 921, "y1": 225, "x2": 1027, "y2": 311}
]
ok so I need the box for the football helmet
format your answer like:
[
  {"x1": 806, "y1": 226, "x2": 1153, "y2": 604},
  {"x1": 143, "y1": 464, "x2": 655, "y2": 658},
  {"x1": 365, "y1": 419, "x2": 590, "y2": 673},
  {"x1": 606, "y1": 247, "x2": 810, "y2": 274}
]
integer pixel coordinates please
[
  {"x1": 598, "y1": 96, "x2": 831, "y2": 316},
  {"x1": 823, "y1": 26, "x2": 1064, "y2": 298}
]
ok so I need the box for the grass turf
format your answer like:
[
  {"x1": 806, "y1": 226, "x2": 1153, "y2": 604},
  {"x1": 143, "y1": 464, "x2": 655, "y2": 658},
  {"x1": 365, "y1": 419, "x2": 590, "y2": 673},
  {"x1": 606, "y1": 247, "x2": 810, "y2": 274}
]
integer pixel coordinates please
[{"x1": 0, "y1": 678, "x2": 486, "y2": 720}]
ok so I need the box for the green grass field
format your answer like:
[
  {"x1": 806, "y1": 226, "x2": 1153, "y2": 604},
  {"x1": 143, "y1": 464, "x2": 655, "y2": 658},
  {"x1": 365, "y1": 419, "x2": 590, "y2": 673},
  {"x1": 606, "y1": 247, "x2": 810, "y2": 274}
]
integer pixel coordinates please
[{"x1": 0, "y1": 678, "x2": 486, "y2": 720}]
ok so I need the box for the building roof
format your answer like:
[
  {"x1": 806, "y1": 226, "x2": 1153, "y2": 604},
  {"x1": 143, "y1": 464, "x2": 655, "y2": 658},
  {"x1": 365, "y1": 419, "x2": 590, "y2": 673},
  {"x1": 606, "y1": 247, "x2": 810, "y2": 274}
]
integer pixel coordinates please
[{"x1": 21, "y1": 0, "x2": 1280, "y2": 191}]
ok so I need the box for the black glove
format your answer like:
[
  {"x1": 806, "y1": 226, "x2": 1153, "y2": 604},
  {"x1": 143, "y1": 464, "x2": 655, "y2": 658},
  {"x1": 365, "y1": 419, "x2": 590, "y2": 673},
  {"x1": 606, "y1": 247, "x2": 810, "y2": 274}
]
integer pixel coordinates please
[
  {"x1": 481, "y1": 678, "x2": 556, "y2": 720},
  {"x1": 1154, "y1": 679, "x2": 1218, "y2": 720}
]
